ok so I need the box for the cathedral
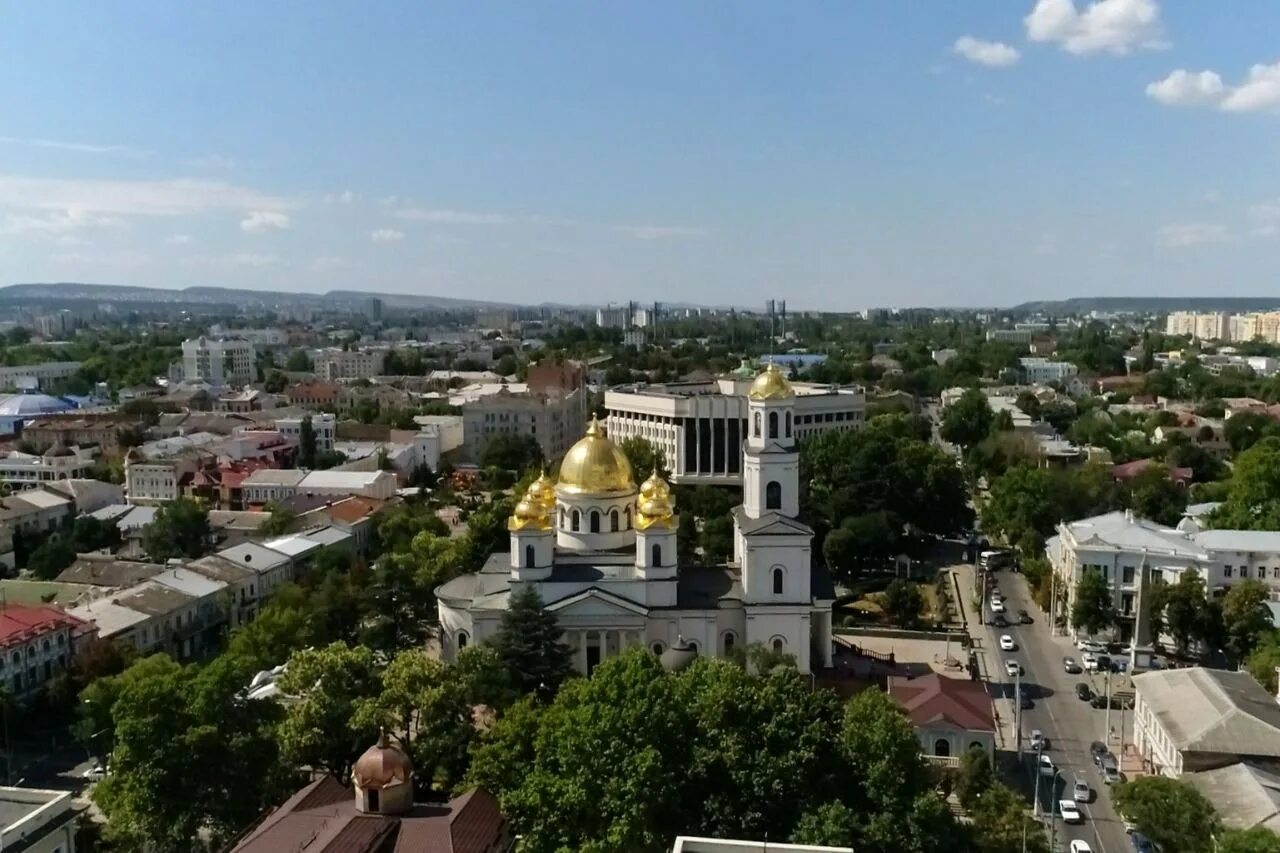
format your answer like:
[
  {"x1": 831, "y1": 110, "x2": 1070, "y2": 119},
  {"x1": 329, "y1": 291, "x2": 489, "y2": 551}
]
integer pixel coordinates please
[{"x1": 436, "y1": 363, "x2": 836, "y2": 674}]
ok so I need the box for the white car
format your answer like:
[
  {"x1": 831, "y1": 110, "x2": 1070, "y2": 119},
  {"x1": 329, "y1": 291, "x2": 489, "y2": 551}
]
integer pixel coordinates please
[
  {"x1": 1077, "y1": 639, "x2": 1106, "y2": 654},
  {"x1": 1081, "y1": 652, "x2": 1098, "y2": 671},
  {"x1": 1073, "y1": 778, "x2": 1090, "y2": 803},
  {"x1": 82, "y1": 763, "x2": 106, "y2": 780},
  {"x1": 1005, "y1": 659, "x2": 1021, "y2": 677},
  {"x1": 990, "y1": 599, "x2": 1006, "y2": 614},
  {"x1": 1059, "y1": 799, "x2": 1083, "y2": 823},
  {"x1": 1030, "y1": 729, "x2": 1046, "y2": 750},
  {"x1": 1039, "y1": 753, "x2": 1056, "y2": 776},
  {"x1": 999, "y1": 634, "x2": 1016, "y2": 651},
  {"x1": 1070, "y1": 841, "x2": 1093, "y2": 853}
]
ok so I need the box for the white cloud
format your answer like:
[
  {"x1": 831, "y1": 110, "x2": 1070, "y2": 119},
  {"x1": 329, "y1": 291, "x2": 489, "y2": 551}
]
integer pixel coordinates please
[
  {"x1": 1145, "y1": 70, "x2": 1224, "y2": 106},
  {"x1": 953, "y1": 37, "x2": 1021, "y2": 68},
  {"x1": 614, "y1": 224, "x2": 709, "y2": 240},
  {"x1": 1157, "y1": 223, "x2": 1231, "y2": 247},
  {"x1": 1025, "y1": 0, "x2": 1164, "y2": 55},
  {"x1": 1147, "y1": 62, "x2": 1280, "y2": 113},
  {"x1": 370, "y1": 228, "x2": 404, "y2": 243},
  {"x1": 167, "y1": 234, "x2": 192, "y2": 245},
  {"x1": 0, "y1": 136, "x2": 147, "y2": 156},
  {"x1": 0, "y1": 208, "x2": 122, "y2": 236},
  {"x1": 0, "y1": 175, "x2": 292, "y2": 217},
  {"x1": 240, "y1": 210, "x2": 291, "y2": 232},
  {"x1": 395, "y1": 207, "x2": 509, "y2": 224}
]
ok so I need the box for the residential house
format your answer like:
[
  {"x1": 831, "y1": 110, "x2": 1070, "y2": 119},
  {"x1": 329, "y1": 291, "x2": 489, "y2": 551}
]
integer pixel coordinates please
[
  {"x1": 241, "y1": 469, "x2": 398, "y2": 506},
  {"x1": 889, "y1": 673, "x2": 997, "y2": 766},
  {"x1": 0, "y1": 605, "x2": 86, "y2": 702},
  {"x1": 0, "y1": 490, "x2": 73, "y2": 536},
  {"x1": 286, "y1": 379, "x2": 341, "y2": 408},
  {"x1": 1186, "y1": 761, "x2": 1280, "y2": 835},
  {"x1": 0, "y1": 445, "x2": 94, "y2": 490},
  {"x1": 41, "y1": 478, "x2": 124, "y2": 515}
]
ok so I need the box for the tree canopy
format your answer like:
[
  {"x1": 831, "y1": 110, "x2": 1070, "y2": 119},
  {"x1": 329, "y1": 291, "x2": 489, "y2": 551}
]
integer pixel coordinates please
[
  {"x1": 1071, "y1": 571, "x2": 1115, "y2": 637},
  {"x1": 940, "y1": 389, "x2": 994, "y2": 451},
  {"x1": 1212, "y1": 437, "x2": 1280, "y2": 530},
  {"x1": 142, "y1": 497, "x2": 212, "y2": 561},
  {"x1": 1112, "y1": 776, "x2": 1220, "y2": 853}
]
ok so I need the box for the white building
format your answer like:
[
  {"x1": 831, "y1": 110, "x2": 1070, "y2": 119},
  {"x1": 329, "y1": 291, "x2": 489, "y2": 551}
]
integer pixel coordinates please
[
  {"x1": 1018, "y1": 357, "x2": 1078, "y2": 384},
  {"x1": 0, "y1": 445, "x2": 94, "y2": 489},
  {"x1": 275, "y1": 413, "x2": 337, "y2": 454},
  {"x1": 462, "y1": 388, "x2": 586, "y2": 463},
  {"x1": 605, "y1": 375, "x2": 864, "y2": 486},
  {"x1": 240, "y1": 469, "x2": 399, "y2": 505},
  {"x1": 0, "y1": 786, "x2": 78, "y2": 853},
  {"x1": 313, "y1": 348, "x2": 387, "y2": 380},
  {"x1": 182, "y1": 336, "x2": 256, "y2": 386},
  {"x1": 438, "y1": 364, "x2": 836, "y2": 675},
  {"x1": 208, "y1": 325, "x2": 288, "y2": 348}
]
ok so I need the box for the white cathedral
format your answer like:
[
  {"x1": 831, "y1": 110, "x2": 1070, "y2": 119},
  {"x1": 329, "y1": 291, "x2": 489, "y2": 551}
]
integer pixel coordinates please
[{"x1": 436, "y1": 363, "x2": 836, "y2": 674}]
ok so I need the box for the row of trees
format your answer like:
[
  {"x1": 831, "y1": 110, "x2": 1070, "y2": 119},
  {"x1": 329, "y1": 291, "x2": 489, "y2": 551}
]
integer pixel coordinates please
[{"x1": 1113, "y1": 775, "x2": 1280, "y2": 853}]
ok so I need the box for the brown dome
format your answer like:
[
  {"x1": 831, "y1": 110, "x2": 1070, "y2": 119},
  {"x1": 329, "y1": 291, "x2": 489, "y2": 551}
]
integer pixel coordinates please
[{"x1": 352, "y1": 732, "x2": 412, "y2": 790}]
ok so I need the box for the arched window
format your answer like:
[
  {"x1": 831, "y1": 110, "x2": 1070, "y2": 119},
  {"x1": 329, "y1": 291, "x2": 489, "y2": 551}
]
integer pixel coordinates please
[
  {"x1": 652, "y1": 543, "x2": 662, "y2": 566},
  {"x1": 651, "y1": 642, "x2": 664, "y2": 655},
  {"x1": 766, "y1": 480, "x2": 782, "y2": 510},
  {"x1": 753, "y1": 412, "x2": 762, "y2": 437},
  {"x1": 625, "y1": 506, "x2": 632, "y2": 529},
  {"x1": 688, "y1": 640, "x2": 699, "y2": 654},
  {"x1": 934, "y1": 738, "x2": 951, "y2": 757},
  {"x1": 768, "y1": 411, "x2": 779, "y2": 438},
  {"x1": 559, "y1": 506, "x2": 565, "y2": 528},
  {"x1": 723, "y1": 632, "x2": 736, "y2": 656},
  {"x1": 457, "y1": 631, "x2": 469, "y2": 651},
  {"x1": 785, "y1": 411, "x2": 792, "y2": 437},
  {"x1": 524, "y1": 544, "x2": 535, "y2": 568},
  {"x1": 773, "y1": 567, "x2": 784, "y2": 595},
  {"x1": 772, "y1": 637, "x2": 784, "y2": 653},
  {"x1": 571, "y1": 509, "x2": 580, "y2": 532},
  {"x1": 590, "y1": 511, "x2": 600, "y2": 533},
  {"x1": 610, "y1": 509, "x2": 619, "y2": 532}
]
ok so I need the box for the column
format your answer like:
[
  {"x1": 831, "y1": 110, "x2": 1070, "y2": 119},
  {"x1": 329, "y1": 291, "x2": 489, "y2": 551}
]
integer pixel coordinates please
[
  {"x1": 819, "y1": 611, "x2": 834, "y2": 668},
  {"x1": 577, "y1": 630, "x2": 588, "y2": 673}
]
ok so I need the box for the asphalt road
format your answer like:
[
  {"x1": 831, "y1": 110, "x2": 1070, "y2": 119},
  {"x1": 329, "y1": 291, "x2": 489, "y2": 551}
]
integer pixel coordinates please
[{"x1": 978, "y1": 569, "x2": 1134, "y2": 853}]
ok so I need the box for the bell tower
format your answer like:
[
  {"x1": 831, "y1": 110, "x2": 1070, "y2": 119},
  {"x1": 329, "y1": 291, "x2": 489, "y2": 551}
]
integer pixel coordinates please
[{"x1": 743, "y1": 362, "x2": 798, "y2": 519}]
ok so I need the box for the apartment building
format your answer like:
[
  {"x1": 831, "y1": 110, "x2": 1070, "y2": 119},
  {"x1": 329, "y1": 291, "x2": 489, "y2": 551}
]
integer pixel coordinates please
[
  {"x1": 1166, "y1": 310, "x2": 1280, "y2": 343},
  {"x1": 67, "y1": 568, "x2": 229, "y2": 659},
  {"x1": 286, "y1": 379, "x2": 341, "y2": 408},
  {"x1": 240, "y1": 469, "x2": 399, "y2": 505},
  {"x1": 182, "y1": 336, "x2": 256, "y2": 386},
  {"x1": 0, "y1": 445, "x2": 94, "y2": 490},
  {"x1": 1018, "y1": 357, "x2": 1078, "y2": 384},
  {"x1": 461, "y1": 388, "x2": 586, "y2": 462},
  {"x1": 605, "y1": 377, "x2": 865, "y2": 486},
  {"x1": 21, "y1": 413, "x2": 146, "y2": 455},
  {"x1": 275, "y1": 413, "x2": 337, "y2": 453},
  {"x1": 0, "y1": 605, "x2": 85, "y2": 702},
  {"x1": 313, "y1": 348, "x2": 387, "y2": 380},
  {"x1": 0, "y1": 361, "x2": 81, "y2": 390},
  {"x1": 0, "y1": 787, "x2": 79, "y2": 852},
  {"x1": 207, "y1": 325, "x2": 288, "y2": 348}
]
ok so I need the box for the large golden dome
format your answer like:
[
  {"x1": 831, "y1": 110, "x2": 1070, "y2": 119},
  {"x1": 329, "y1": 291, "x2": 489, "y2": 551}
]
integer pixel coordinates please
[
  {"x1": 748, "y1": 362, "x2": 794, "y2": 401},
  {"x1": 557, "y1": 416, "x2": 636, "y2": 496}
]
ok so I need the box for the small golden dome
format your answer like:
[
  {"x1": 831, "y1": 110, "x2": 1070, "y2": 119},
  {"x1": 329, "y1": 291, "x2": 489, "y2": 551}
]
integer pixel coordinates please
[
  {"x1": 636, "y1": 473, "x2": 675, "y2": 530},
  {"x1": 353, "y1": 731, "x2": 412, "y2": 790},
  {"x1": 508, "y1": 494, "x2": 551, "y2": 531},
  {"x1": 748, "y1": 362, "x2": 794, "y2": 401},
  {"x1": 556, "y1": 416, "x2": 636, "y2": 496},
  {"x1": 639, "y1": 469, "x2": 671, "y2": 501},
  {"x1": 527, "y1": 470, "x2": 557, "y2": 510}
]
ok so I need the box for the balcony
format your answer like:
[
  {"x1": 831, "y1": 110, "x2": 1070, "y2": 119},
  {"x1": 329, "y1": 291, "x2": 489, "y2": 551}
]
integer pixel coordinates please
[{"x1": 924, "y1": 754, "x2": 960, "y2": 769}]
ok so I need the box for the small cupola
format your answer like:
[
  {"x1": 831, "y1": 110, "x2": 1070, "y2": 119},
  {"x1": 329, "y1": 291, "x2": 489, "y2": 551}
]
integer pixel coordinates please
[{"x1": 352, "y1": 731, "x2": 414, "y2": 815}]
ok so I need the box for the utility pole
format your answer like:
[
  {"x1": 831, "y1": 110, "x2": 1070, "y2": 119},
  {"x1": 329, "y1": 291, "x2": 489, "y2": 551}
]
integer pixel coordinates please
[
  {"x1": 1048, "y1": 771, "x2": 1061, "y2": 853},
  {"x1": 1104, "y1": 668, "x2": 1113, "y2": 747},
  {"x1": 1014, "y1": 668, "x2": 1023, "y2": 758},
  {"x1": 1032, "y1": 740, "x2": 1042, "y2": 817}
]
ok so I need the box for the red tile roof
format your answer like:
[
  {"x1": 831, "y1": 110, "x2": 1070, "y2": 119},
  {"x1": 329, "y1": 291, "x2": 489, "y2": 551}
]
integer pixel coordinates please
[
  {"x1": 0, "y1": 605, "x2": 83, "y2": 647},
  {"x1": 327, "y1": 496, "x2": 385, "y2": 525},
  {"x1": 1110, "y1": 458, "x2": 1192, "y2": 484},
  {"x1": 890, "y1": 673, "x2": 995, "y2": 733}
]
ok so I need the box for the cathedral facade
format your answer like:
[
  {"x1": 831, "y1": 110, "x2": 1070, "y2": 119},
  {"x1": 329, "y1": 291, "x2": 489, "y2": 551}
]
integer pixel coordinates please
[{"x1": 436, "y1": 364, "x2": 835, "y2": 674}]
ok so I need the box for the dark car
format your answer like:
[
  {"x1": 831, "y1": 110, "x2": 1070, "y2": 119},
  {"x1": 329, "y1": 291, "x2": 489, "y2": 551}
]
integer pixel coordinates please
[
  {"x1": 1131, "y1": 832, "x2": 1155, "y2": 853},
  {"x1": 1018, "y1": 609, "x2": 1033, "y2": 624},
  {"x1": 1090, "y1": 741, "x2": 1110, "y2": 765},
  {"x1": 992, "y1": 613, "x2": 1009, "y2": 628},
  {"x1": 1090, "y1": 694, "x2": 1108, "y2": 709},
  {"x1": 1096, "y1": 655, "x2": 1112, "y2": 671},
  {"x1": 1076, "y1": 682, "x2": 1094, "y2": 701}
]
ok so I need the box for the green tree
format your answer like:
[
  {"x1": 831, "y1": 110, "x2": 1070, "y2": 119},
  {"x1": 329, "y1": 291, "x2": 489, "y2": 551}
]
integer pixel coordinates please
[
  {"x1": 257, "y1": 502, "x2": 299, "y2": 536},
  {"x1": 1123, "y1": 465, "x2": 1188, "y2": 527},
  {"x1": 298, "y1": 415, "x2": 317, "y2": 469},
  {"x1": 479, "y1": 432, "x2": 543, "y2": 473},
  {"x1": 955, "y1": 745, "x2": 995, "y2": 810},
  {"x1": 1224, "y1": 410, "x2": 1277, "y2": 454},
  {"x1": 1223, "y1": 579, "x2": 1275, "y2": 661},
  {"x1": 1246, "y1": 631, "x2": 1280, "y2": 693},
  {"x1": 277, "y1": 642, "x2": 382, "y2": 780},
  {"x1": 1071, "y1": 570, "x2": 1116, "y2": 637},
  {"x1": 26, "y1": 536, "x2": 76, "y2": 579},
  {"x1": 490, "y1": 585, "x2": 574, "y2": 699},
  {"x1": 1164, "y1": 569, "x2": 1210, "y2": 655},
  {"x1": 361, "y1": 553, "x2": 435, "y2": 653},
  {"x1": 69, "y1": 515, "x2": 122, "y2": 552},
  {"x1": 940, "y1": 388, "x2": 994, "y2": 450},
  {"x1": 882, "y1": 580, "x2": 924, "y2": 628},
  {"x1": 980, "y1": 464, "x2": 1116, "y2": 557},
  {"x1": 969, "y1": 781, "x2": 1048, "y2": 853},
  {"x1": 1113, "y1": 776, "x2": 1221, "y2": 853},
  {"x1": 142, "y1": 497, "x2": 211, "y2": 561},
  {"x1": 1214, "y1": 437, "x2": 1280, "y2": 529},
  {"x1": 619, "y1": 436, "x2": 669, "y2": 479},
  {"x1": 823, "y1": 512, "x2": 898, "y2": 581},
  {"x1": 1220, "y1": 827, "x2": 1280, "y2": 853},
  {"x1": 285, "y1": 348, "x2": 312, "y2": 371}
]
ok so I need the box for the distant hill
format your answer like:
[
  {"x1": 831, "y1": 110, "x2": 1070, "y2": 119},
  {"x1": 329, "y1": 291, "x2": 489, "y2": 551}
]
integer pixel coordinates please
[
  {"x1": 1011, "y1": 296, "x2": 1280, "y2": 315},
  {"x1": 0, "y1": 282, "x2": 514, "y2": 311}
]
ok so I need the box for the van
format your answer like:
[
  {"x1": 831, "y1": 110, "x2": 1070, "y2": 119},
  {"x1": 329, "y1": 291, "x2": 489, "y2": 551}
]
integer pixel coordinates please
[
  {"x1": 1101, "y1": 754, "x2": 1120, "y2": 785},
  {"x1": 981, "y1": 550, "x2": 1012, "y2": 570}
]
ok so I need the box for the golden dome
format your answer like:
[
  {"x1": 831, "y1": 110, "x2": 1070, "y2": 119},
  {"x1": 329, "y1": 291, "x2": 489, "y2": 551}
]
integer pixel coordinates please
[
  {"x1": 636, "y1": 471, "x2": 675, "y2": 530},
  {"x1": 353, "y1": 732, "x2": 412, "y2": 790},
  {"x1": 556, "y1": 416, "x2": 636, "y2": 496},
  {"x1": 527, "y1": 470, "x2": 557, "y2": 510},
  {"x1": 508, "y1": 489, "x2": 551, "y2": 531},
  {"x1": 639, "y1": 470, "x2": 671, "y2": 502},
  {"x1": 748, "y1": 362, "x2": 794, "y2": 401}
]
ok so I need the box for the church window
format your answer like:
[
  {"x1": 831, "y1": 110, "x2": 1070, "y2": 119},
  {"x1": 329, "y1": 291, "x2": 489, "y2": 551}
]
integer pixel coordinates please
[
  {"x1": 753, "y1": 412, "x2": 761, "y2": 437},
  {"x1": 723, "y1": 632, "x2": 736, "y2": 656},
  {"x1": 625, "y1": 506, "x2": 632, "y2": 529},
  {"x1": 772, "y1": 637, "x2": 784, "y2": 653},
  {"x1": 559, "y1": 506, "x2": 565, "y2": 528},
  {"x1": 590, "y1": 511, "x2": 600, "y2": 533},
  {"x1": 652, "y1": 642, "x2": 664, "y2": 655},
  {"x1": 610, "y1": 509, "x2": 619, "y2": 532},
  {"x1": 785, "y1": 411, "x2": 792, "y2": 437},
  {"x1": 768, "y1": 411, "x2": 778, "y2": 438},
  {"x1": 368, "y1": 789, "x2": 381, "y2": 813},
  {"x1": 773, "y1": 567, "x2": 784, "y2": 595},
  {"x1": 652, "y1": 543, "x2": 662, "y2": 566},
  {"x1": 766, "y1": 480, "x2": 782, "y2": 510},
  {"x1": 525, "y1": 544, "x2": 535, "y2": 567},
  {"x1": 571, "y1": 510, "x2": 580, "y2": 532},
  {"x1": 457, "y1": 631, "x2": 469, "y2": 650}
]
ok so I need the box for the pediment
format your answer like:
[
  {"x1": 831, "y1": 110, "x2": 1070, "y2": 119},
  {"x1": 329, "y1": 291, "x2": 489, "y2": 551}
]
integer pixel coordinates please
[{"x1": 544, "y1": 588, "x2": 649, "y2": 617}]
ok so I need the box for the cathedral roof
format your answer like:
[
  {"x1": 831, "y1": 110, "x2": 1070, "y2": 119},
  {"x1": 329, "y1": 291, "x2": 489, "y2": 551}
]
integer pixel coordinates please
[
  {"x1": 556, "y1": 416, "x2": 636, "y2": 496},
  {"x1": 748, "y1": 362, "x2": 794, "y2": 401}
]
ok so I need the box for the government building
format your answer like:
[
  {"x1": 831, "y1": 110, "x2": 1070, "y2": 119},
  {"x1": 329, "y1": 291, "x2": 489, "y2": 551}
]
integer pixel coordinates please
[
  {"x1": 604, "y1": 365, "x2": 864, "y2": 487},
  {"x1": 437, "y1": 364, "x2": 836, "y2": 674}
]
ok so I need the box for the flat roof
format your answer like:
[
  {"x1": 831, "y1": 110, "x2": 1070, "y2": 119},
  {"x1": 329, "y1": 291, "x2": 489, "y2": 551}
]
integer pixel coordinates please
[
  {"x1": 298, "y1": 470, "x2": 388, "y2": 489},
  {"x1": 65, "y1": 597, "x2": 149, "y2": 636},
  {"x1": 263, "y1": 535, "x2": 321, "y2": 557},
  {"x1": 1195, "y1": 530, "x2": 1280, "y2": 554},
  {"x1": 242, "y1": 469, "x2": 307, "y2": 487},
  {"x1": 151, "y1": 568, "x2": 227, "y2": 598},
  {"x1": 217, "y1": 542, "x2": 291, "y2": 573}
]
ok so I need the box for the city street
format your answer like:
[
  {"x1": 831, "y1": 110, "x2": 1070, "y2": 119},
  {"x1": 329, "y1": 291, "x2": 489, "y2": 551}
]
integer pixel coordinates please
[{"x1": 963, "y1": 563, "x2": 1136, "y2": 853}]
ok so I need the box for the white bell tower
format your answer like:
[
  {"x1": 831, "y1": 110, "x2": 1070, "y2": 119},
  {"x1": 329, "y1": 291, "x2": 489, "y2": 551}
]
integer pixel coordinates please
[{"x1": 743, "y1": 363, "x2": 799, "y2": 519}]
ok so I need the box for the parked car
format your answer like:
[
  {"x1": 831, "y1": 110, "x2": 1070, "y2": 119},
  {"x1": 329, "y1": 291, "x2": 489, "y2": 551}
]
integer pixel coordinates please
[
  {"x1": 1082, "y1": 652, "x2": 1099, "y2": 671},
  {"x1": 992, "y1": 613, "x2": 1009, "y2": 628},
  {"x1": 1018, "y1": 609, "x2": 1033, "y2": 624},
  {"x1": 1130, "y1": 832, "x2": 1155, "y2": 853},
  {"x1": 1096, "y1": 655, "x2": 1113, "y2": 672},
  {"x1": 1000, "y1": 634, "x2": 1017, "y2": 651},
  {"x1": 1030, "y1": 729, "x2": 1047, "y2": 750},
  {"x1": 1076, "y1": 682, "x2": 1094, "y2": 701},
  {"x1": 1101, "y1": 754, "x2": 1121, "y2": 784},
  {"x1": 1073, "y1": 777, "x2": 1091, "y2": 803},
  {"x1": 1039, "y1": 753, "x2": 1056, "y2": 776},
  {"x1": 990, "y1": 599, "x2": 1006, "y2": 614},
  {"x1": 1063, "y1": 656, "x2": 1082, "y2": 674},
  {"x1": 1059, "y1": 799, "x2": 1083, "y2": 824},
  {"x1": 1077, "y1": 639, "x2": 1106, "y2": 654},
  {"x1": 82, "y1": 763, "x2": 107, "y2": 780},
  {"x1": 1090, "y1": 741, "x2": 1110, "y2": 764},
  {"x1": 1070, "y1": 841, "x2": 1094, "y2": 853},
  {"x1": 1005, "y1": 659, "x2": 1021, "y2": 677}
]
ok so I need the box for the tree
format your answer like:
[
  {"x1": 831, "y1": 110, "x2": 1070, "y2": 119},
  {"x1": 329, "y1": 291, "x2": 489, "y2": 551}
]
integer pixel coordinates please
[
  {"x1": 285, "y1": 349, "x2": 313, "y2": 372},
  {"x1": 1113, "y1": 776, "x2": 1220, "y2": 853},
  {"x1": 882, "y1": 580, "x2": 924, "y2": 628},
  {"x1": 955, "y1": 745, "x2": 995, "y2": 810},
  {"x1": 298, "y1": 415, "x2": 317, "y2": 469},
  {"x1": 940, "y1": 388, "x2": 994, "y2": 450},
  {"x1": 1223, "y1": 579, "x2": 1275, "y2": 661},
  {"x1": 1220, "y1": 827, "x2": 1280, "y2": 853},
  {"x1": 70, "y1": 514, "x2": 122, "y2": 552},
  {"x1": 141, "y1": 497, "x2": 211, "y2": 561},
  {"x1": 361, "y1": 553, "x2": 435, "y2": 653},
  {"x1": 619, "y1": 436, "x2": 669, "y2": 479},
  {"x1": 1247, "y1": 631, "x2": 1280, "y2": 693},
  {"x1": 980, "y1": 464, "x2": 1116, "y2": 557},
  {"x1": 1164, "y1": 569, "x2": 1210, "y2": 655},
  {"x1": 277, "y1": 642, "x2": 382, "y2": 780},
  {"x1": 1015, "y1": 390, "x2": 1041, "y2": 420},
  {"x1": 968, "y1": 781, "x2": 1048, "y2": 853},
  {"x1": 264, "y1": 369, "x2": 288, "y2": 393},
  {"x1": 26, "y1": 536, "x2": 75, "y2": 579},
  {"x1": 491, "y1": 585, "x2": 573, "y2": 699},
  {"x1": 1213, "y1": 437, "x2": 1280, "y2": 530},
  {"x1": 1071, "y1": 570, "x2": 1116, "y2": 637},
  {"x1": 479, "y1": 433, "x2": 543, "y2": 473},
  {"x1": 823, "y1": 512, "x2": 898, "y2": 580},
  {"x1": 1123, "y1": 465, "x2": 1188, "y2": 527},
  {"x1": 1224, "y1": 410, "x2": 1277, "y2": 454},
  {"x1": 257, "y1": 502, "x2": 299, "y2": 536}
]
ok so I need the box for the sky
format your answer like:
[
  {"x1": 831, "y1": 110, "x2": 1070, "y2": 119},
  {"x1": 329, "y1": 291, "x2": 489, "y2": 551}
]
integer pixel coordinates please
[{"x1": 1, "y1": 0, "x2": 1279, "y2": 310}]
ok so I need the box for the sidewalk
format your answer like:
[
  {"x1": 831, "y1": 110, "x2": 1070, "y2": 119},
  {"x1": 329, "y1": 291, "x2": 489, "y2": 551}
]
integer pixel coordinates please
[{"x1": 950, "y1": 563, "x2": 1014, "y2": 751}]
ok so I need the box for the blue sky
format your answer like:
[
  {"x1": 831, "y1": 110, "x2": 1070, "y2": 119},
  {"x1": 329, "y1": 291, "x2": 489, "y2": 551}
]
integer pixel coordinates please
[{"x1": 1, "y1": 1, "x2": 1278, "y2": 309}]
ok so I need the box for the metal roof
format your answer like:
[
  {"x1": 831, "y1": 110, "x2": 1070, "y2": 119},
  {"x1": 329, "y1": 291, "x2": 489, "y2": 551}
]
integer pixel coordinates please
[{"x1": 1133, "y1": 668, "x2": 1280, "y2": 758}]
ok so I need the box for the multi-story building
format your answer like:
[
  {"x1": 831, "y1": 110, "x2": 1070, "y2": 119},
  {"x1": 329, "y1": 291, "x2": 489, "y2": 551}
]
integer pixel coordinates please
[
  {"x1": 313, "y1": 348, "x2": 387, "y2": 380},
  {"x1": 207, "y1": 325, "x2": 288, "y2": 348},
  {"x1": 21, "y1": 413, "x2": 146, "y2": 455},
  {"x1": 462, "y1": 388, "x2": 586, "y2": 463},
  {"x1": 1165, "y1": 311, "x2": 1198, "y2": 337},
  {"x1": 0, "y1": 786, "x2": 79, "y2": 852},
  {"x1": 124, "y1": 447, "x2": 209, "y2": 505},
  {"x1": 181, "y1": 336, "x2": 256, "y2": 386},
  {"x1": 0, "y1": 605, "x2": 85, "y2": 702},
  {"x1": 605, "y1": 376, "x2": 865, "y2": 486},
  {"x1": 0, "y1": 445, "x2": 94, "y2": 490},
  {"x1": 0, "y1": 489, "x2": 73, "y2": 536},
  {"x1": 1018, "y1": 357, "x2": 1078, "y2": 384},
  {"x1": 286, "y1": 379, "x2": 341, "y2": 408},
  {"x1": 595, "y1": 305, "x2": 632, "y2": 329},
  {"x1": 0, "y1": 361, "x2": 81, "y2": 390},
  {"x1": 240, "y1": 469, "x2": 399, "y2": 505},
  {"x1": 275, "y1": 413, "x2": 337, "y2": 454}
]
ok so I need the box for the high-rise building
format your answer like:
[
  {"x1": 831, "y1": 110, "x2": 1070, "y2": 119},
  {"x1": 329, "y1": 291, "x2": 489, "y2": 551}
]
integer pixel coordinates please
[{"x1": 181, "y1": 337, "x2": 256, "y2": 387}]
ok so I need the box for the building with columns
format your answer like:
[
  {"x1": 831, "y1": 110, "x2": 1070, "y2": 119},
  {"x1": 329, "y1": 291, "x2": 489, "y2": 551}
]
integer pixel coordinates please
[{"x1": 437, "y1": 363, "x2": 836, "y2": 674}]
